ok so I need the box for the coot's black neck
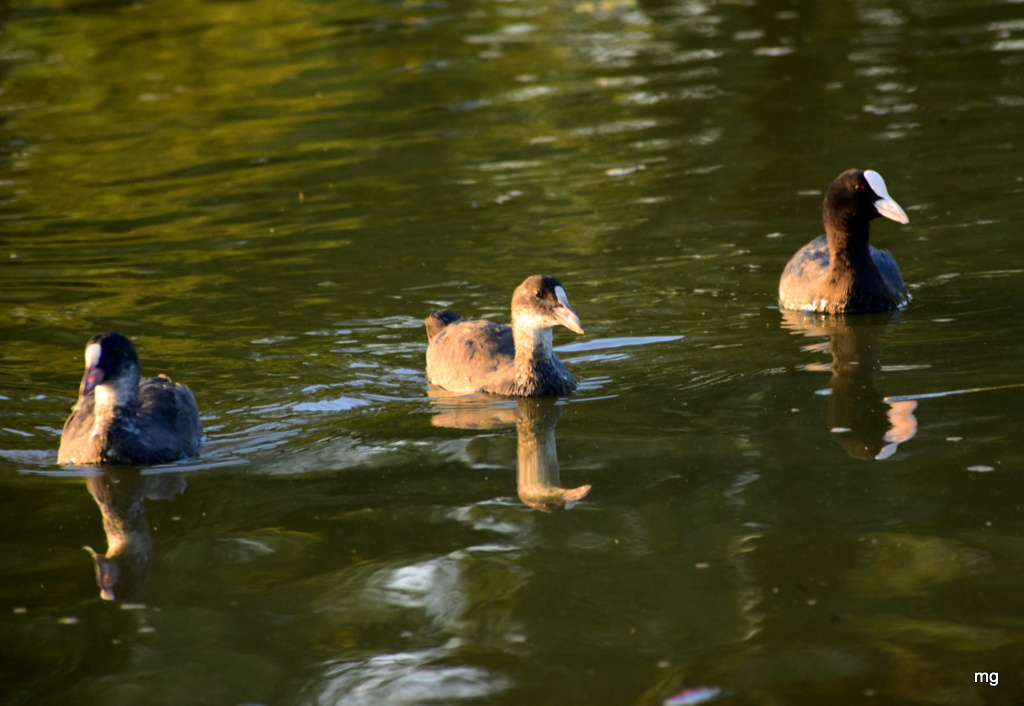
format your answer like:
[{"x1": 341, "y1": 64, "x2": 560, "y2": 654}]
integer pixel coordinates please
[
  {"x1": 825, "y1": 211, "x2": 875, "y2": 266},
  {"x1": 823, "y1": 214, "x2": 898, "y2": 312}
]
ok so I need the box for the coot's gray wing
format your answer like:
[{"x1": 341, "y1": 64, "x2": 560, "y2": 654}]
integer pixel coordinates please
[
  {"x1": 779, "y1": 234, "x2": 830, "y2": 310},
  {"x1": 136, "y1": 376, "x2": 202, "y2": 463},
  {"x1": 870, "y1": 245, "x2": 909, "y2": 303}
]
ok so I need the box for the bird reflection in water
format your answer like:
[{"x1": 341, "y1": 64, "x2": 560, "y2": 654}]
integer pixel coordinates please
[
  {"x1": 782, "y1": 310, "x2": 917, "y2": 460},
  {"x1": 82, "y1": 469, "x2": 186, "y2": 600},
  {"x1": 428, "y1": 392, "x2": 591, "y2": 511}
]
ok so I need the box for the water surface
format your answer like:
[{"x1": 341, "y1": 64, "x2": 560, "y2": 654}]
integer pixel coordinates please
[{"x1": 3, "y1": 0, "x2": 1024, "y2": 704}]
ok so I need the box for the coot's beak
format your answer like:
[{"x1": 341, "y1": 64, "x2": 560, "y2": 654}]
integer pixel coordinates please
[
  {"x1": 875, "y1": 195, "x2": 909, "y2": 225},
  {"x1": 863, "y1": 170, "x2": 910, "y2": 225},
  {"x1": 78, "y1": 342, "x2": 103, "y2": 399},
  {"x1": 79, "y1": 363, "x2": 104, "y2": 399},
  {"x1": 554, "y1": 305, "x2": 585, "y2": 335},
  {"x1": 552, "y1": 285, "x2": 585, "y2": 335}
]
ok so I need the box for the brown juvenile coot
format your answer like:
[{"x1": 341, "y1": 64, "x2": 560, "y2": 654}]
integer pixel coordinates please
[
  {"x1": 58, "y1": 332, "x2": 202, "y2": 465},
  {"x1": 425, "y1": 275, "x2": 585, "y2": 397},
  {"x1": 779, "y1": 169, "x2": 910, "y2": 313}
]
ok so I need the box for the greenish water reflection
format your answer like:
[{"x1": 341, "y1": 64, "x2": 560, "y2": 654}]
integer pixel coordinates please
[{"x1": 3, "y1": 0, "x2": 1024, "y2": 704}]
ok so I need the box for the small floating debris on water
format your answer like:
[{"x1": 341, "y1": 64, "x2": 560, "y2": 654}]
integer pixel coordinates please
[
  {"x1": 606, "y1": 165, "x2": 646, "y2": 177},
  {"x1": 967, "y1": 465, "x2": 995, "y2": 473},
  {"x1": 664, "y1": 686, "x2": 727, "y2": 706},
  {"x1": 57, "y1": 616, "x2": 79, "y2": 625}
]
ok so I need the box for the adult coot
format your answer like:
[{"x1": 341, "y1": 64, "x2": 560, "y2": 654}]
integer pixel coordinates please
[
  {"x1": 779, "y1": 169, "x2": 910, "y2": 313},
  {"x1": 58, "y1": 332, "x2": 202, "y2": 465}
]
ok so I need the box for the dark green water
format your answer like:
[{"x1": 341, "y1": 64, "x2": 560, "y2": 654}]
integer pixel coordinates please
[{"x1": 2, "y1": 0, "x2": 1024, "y2": 703}]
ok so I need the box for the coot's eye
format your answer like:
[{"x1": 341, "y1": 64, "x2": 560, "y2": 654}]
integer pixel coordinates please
[{"x1": 856, "y1": 183, "x2": 866, "y2": 191}]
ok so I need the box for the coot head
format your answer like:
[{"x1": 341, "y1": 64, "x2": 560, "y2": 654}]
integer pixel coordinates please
[
  {"x1": 826, "y1": 169, "x2": 909, "y2": 231},
  {"x1": 511, "y1": 275, "x2": 585, "y2": 335},
  {"x1": 79, "y1": 332, "x2": 141, "y2": 401}
]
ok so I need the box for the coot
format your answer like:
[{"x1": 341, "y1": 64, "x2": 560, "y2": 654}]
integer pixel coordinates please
[
  {"x1": 425, "y1": 275, "x2": 585, "y2": 397},
  {"x1": 779, "y1": 169, "x2": 910, "y2": 313},
  {"x1": 58, "y1": 332, "x2": 202, "y2": 465}
]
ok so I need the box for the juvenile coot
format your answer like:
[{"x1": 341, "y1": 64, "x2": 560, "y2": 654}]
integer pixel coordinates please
[
  {"x1": 425, "y1": 275, "x2": 585, "y2": 397},
  {"x1": 779, "y1": 169, "x2": 910, "y2": 313},
  {"x1": 58, "y1": 332, "x2": 202, "y2": 465}
]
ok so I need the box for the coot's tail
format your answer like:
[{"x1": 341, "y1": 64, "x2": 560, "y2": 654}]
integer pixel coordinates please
[{"x1": 425, "y1": 309, "x2": 463, "y2": 342}]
